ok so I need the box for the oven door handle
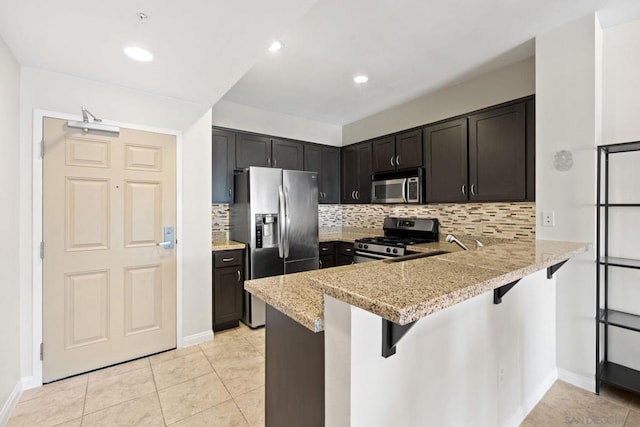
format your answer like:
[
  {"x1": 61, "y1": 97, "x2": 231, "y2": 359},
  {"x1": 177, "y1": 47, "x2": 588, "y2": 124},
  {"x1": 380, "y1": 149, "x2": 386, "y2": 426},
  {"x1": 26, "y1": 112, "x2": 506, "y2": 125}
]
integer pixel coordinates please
[
  {"x1": 402, "y1": 178, "x2": 408, "y2": 203},
  {"x1": 354, "y1": 250, "x2": 392, "y2": 260}
]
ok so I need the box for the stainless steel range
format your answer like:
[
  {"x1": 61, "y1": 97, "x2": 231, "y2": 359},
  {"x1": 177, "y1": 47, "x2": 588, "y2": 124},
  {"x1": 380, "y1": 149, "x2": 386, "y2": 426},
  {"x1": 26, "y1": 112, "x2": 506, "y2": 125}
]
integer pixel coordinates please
[{"x1": 353, "y1": 217, "x2": 439, "y2": 263}]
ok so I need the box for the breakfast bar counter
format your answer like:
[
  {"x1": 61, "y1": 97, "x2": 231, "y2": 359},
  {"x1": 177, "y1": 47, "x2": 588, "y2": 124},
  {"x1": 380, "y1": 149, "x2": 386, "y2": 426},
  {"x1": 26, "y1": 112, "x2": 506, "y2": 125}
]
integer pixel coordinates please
[{"x1": 244, "y1": 238, "x2": 588, "y2": 331}]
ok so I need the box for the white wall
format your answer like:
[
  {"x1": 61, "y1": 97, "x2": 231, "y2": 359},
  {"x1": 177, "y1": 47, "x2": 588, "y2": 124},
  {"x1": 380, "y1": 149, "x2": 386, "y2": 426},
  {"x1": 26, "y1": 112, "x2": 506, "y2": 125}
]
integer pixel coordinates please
[
  {"x1": 342, "y1": 57, "x2": 535, "y2": 145},
  {"x1": 603, "y1": 19, "x2": 640, "y2": 144},
  {"x1": 535, "y1": 14, "x2": 601, "y2": 389},
  {"x1": 19, "y1": 67, "x2": 213, "y2": 383},
  {"x1": 212, "y1": 99, "x2": 342, "y2": 146},
  {"x1": 325, "y1": 270, "x2": 557, "y2": 427},
  {"x1": 0, "y1": 35, "x2": 22, "y2": 422}
]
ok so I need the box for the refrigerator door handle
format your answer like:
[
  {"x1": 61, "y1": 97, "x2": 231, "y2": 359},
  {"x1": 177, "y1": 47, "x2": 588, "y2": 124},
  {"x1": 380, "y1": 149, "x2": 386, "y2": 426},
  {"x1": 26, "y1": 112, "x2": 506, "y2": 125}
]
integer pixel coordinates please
[
  {"x1": 277, "y1": 185, "x2": 285, "y2": 258},
  {"x1": 283, "y1": 186, "x2": 291, "y2": 259}
]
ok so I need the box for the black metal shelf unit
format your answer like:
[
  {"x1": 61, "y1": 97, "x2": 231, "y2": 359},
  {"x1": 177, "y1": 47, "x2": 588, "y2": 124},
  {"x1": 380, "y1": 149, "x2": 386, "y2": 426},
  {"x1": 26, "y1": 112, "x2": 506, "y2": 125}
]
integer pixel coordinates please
[{"x1": 596, "y1": 141, "x2": 640, "y2": 394}]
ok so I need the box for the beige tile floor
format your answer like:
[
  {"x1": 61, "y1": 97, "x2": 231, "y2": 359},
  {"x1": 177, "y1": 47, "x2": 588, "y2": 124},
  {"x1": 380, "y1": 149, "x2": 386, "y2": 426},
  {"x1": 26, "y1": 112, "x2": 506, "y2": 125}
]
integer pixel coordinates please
[
  {"x1": 8, "y1": 323, "x2": 266, "y2": 427},
  {"x1": 523, "y1": 380, "x2": 640, "y2": 426},
  {"x1": 8, "y1": 323, "x2": 640, "y2": 427}
]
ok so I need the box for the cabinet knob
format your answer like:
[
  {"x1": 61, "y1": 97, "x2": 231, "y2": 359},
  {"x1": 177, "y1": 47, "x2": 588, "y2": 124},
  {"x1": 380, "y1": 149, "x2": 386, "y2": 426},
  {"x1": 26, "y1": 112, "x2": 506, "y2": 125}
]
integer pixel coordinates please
[
  {"x1": 351, "y1": 190, "x2": 356, "y2": 200},
  {"x1": 390, "y1": 156, "x2": 395, "y2": 167},
  {"x1": 461, "y1": 184, "x2": 466, "y2": 196},
  {"x1": 355, "y1": 190, "x2": 360, "y2": 200},
  {"x1": 471, "y1": 184, "x2": 476, "y2": 196},
  {"x1": 237, "y1": 270, "x2": 241, "y2": 282},
  {"x1": 396, "y1": 155, "x2": 400, "y2": 165}
]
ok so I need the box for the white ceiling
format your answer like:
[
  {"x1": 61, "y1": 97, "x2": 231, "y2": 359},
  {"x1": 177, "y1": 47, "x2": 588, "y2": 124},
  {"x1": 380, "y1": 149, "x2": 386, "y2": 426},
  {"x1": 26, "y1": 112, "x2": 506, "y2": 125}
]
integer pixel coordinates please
[
  {"x1": 0, "y1": 0, "x2": 318, "y2": 107},
  {"x1": 223, "y1": 0, "x2": 640, "y2": 125},
  {"x1": 1, "y1": 0, "x2": 640, "y2": 126}
]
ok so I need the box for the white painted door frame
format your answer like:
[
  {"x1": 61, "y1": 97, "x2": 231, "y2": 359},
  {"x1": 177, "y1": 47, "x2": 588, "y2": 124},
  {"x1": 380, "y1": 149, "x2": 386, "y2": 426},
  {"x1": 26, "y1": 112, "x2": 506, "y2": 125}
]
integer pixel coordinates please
[{"x1": 30, "y1": 109, "x2": 184, "y2": 387}]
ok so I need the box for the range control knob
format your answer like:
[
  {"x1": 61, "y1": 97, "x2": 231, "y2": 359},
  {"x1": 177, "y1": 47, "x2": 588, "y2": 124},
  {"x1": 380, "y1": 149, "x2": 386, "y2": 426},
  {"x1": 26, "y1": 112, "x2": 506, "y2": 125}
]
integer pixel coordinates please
[
  {"x1": 364, "y1": 244, "x2": 369, "y2": 249},
  {"x1": 393, "y1": 248, "x2": 398, "y2": 254},
  {"x1": 358, "y1": 244, "x2": 363, "y2": 249},
  {"x1": 386, "y1": 248, "x2": 391, "y2": 253}
]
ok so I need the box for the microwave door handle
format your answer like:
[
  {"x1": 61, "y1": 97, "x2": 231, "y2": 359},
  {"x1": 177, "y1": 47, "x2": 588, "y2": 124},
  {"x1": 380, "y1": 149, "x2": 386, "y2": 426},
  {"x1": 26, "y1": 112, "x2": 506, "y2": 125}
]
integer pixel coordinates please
[{"x1": 402, "y1": 178, "x2": 408, "y2": 203}]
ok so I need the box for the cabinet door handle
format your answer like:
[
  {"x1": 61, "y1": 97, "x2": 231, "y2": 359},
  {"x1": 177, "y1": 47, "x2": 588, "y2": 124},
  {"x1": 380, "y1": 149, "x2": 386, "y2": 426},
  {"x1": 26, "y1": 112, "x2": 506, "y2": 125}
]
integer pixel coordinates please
[
  {"x1": 237, "y1": 270, "x2": 241, "y2": 282},
  {"x1": 222, "y1": 257, "x2": 234, "y2": 262},
  {"x1": 390, "y1": 156, "x2": 395, "y2": 167},
  {"x1": 319, "y1": 259, "x2": 323, "y2": 268},
  {"x1": 345, "y1": 248, "x2": 352, "y2": 252},
  {"x1": 355, "y1": 190, "x2": 360, "y2": 200},
  {"x1": 461, "y1": 184, "x2": 466, "y2": 196},
  {"x1": 396, "y1": 155, "x2": 400, "y2": 166},
  {"x1": 274, "y1": 158, "x2": 277, "y2": 167},
  {"x1": 471, "y1": 184, "x2": 476, "y2": 196},
  {"x1": 321, "y1": 247, "x2": 329, "y2": 251},
  {"x1": 267, "y1": 156, "x2": 271, "y2": 166},
  {"x1": 351, "y1": 190, "x2": 356, "y2": 200},
  {"x1": 228, "y1": 188, "x2": 232, "y2": 197}
]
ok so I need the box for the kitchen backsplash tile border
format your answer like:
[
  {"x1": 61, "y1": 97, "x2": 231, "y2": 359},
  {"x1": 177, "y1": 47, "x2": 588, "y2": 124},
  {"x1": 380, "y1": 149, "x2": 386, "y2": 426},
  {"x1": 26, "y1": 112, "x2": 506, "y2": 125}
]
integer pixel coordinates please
[{"x1": 213, "y1": 202, "x2": 536, "y2": 241}]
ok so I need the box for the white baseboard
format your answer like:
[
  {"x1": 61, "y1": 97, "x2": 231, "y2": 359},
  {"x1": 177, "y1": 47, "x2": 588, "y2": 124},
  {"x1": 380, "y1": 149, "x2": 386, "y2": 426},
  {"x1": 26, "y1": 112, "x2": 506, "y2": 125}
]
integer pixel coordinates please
[
  {"x1": 0, "y1": 380, "x2": 23, "y2": 427},
  {"x1": 558, "y1": 368, "x2": 595, "y2": 393},
  {"x1": 181, "y1": 330, "x2": 213, "y2": 348},
  {"x1": 20, "y1": 376, "x2": 39, "y2": 392},
  {"x1": 504, "y1": 368, "x2": 558, "y2": 427}
]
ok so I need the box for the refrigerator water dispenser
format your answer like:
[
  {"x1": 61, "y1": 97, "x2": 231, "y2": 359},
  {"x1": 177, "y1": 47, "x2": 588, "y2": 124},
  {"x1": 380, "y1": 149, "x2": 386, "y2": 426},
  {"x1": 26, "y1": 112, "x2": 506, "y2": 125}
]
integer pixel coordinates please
[{"x1": 255, "y1": 214, "x2": 278, "y2": 248}]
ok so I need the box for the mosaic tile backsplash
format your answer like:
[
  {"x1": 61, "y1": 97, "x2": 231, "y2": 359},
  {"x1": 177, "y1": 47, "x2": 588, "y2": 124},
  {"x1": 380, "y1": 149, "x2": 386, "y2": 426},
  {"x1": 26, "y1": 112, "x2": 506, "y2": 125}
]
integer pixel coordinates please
[{"x1": 213, "y1": 202, "x2": 535, "y2": 241}]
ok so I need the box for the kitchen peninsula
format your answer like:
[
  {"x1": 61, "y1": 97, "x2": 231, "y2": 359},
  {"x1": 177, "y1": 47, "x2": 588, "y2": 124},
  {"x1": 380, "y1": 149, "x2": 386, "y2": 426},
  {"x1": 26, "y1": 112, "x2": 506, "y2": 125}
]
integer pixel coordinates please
[{"x1": 245, "y1": 236, "x2": 589, "y2": 427}]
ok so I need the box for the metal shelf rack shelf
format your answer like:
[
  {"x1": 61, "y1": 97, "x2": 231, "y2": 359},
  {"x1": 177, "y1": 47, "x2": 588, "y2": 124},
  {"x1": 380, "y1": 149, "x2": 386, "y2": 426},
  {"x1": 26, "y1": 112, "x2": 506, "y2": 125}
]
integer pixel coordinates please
[{"x1": 596, "y1": 141, "x2": 640, "y2": 395}]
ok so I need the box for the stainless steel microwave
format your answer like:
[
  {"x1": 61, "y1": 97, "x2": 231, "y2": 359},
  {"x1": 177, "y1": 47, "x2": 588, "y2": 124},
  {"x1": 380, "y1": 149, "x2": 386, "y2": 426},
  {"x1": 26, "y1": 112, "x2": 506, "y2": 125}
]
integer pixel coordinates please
[{"x1": 371, "y1": 170, "x2": 423, "y2": 204}]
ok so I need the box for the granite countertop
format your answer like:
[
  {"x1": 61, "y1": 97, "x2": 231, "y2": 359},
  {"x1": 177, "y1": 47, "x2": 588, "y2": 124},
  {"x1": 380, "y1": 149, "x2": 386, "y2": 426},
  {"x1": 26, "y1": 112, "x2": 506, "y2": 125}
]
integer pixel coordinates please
[
  {"x1": 212, "y1": 239, "x2": 245, "y2": 251},
  {"x1": 244, "y1": 238, "x2": 589, "y2": 332}
]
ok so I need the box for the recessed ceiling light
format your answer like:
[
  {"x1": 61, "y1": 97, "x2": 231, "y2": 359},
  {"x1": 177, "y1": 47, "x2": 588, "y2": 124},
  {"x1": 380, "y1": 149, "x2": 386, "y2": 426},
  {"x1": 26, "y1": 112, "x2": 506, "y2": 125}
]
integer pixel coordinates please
[
  {"x1": 123, "y1": 46, "x2": 153, "y2": 62},
  {"x1": 353, "y1": 75, "x2": 369, "y2": 84},
  {"x1": 268, "y1": 40, "x2": 283, "y2": 52}
]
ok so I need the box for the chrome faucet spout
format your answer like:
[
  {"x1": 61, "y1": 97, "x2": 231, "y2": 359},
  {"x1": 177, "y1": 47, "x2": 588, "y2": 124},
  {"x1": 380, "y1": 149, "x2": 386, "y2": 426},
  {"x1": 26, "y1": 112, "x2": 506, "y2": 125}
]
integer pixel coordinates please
[{"x1": 445, "y1": 234, "x2": 469, "y2": 251}]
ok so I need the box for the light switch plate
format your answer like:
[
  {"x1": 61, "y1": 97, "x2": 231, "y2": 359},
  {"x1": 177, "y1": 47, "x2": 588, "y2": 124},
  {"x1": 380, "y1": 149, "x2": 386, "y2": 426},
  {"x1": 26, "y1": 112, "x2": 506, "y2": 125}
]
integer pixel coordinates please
[{"x1": 542, "y1": 211, "x2": 555, "y2": 227}]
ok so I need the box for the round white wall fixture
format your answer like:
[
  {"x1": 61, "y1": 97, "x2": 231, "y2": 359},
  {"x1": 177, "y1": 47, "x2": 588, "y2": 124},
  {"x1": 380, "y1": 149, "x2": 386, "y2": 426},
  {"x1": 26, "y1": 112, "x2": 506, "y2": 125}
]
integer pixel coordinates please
[{"x1": 553, "y1": 150, "x2": 573, "y2": 171}]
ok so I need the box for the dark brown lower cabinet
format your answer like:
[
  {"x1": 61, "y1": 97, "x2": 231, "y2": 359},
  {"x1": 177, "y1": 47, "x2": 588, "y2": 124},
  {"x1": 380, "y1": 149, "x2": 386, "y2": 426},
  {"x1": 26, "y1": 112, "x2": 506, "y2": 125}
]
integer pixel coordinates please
[
  {"x1": 319, "y1": 241, "x2": 354, "y2": 267},
  {"x1": 266, "y1": 304, "x2": 324, "y2": 427},
  {"x1": 213, "y1": 250, "x2": 244, "y2": 332},
  {"x1": 336, "y1": 241, "x2": 354, "y2": 266}
]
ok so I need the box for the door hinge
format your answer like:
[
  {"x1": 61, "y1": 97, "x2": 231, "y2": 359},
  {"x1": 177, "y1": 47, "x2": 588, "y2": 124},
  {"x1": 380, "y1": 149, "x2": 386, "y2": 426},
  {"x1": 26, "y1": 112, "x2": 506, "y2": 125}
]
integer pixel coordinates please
[
  {"x1": 40, "y1": 343, "x2": 43, "y2": 360},
  {"x1": 40, "y1": 241, "x2": 44, "y2": 259},
  {"x1": 40, "y1": 139, "x2": 44, "y2": 158}
]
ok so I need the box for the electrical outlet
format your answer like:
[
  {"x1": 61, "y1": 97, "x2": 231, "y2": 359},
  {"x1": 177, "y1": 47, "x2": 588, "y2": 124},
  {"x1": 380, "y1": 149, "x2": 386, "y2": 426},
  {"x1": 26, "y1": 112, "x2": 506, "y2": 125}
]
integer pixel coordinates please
[{"x1": 542, "y1": 211, "x2": 555, "y2": 227}]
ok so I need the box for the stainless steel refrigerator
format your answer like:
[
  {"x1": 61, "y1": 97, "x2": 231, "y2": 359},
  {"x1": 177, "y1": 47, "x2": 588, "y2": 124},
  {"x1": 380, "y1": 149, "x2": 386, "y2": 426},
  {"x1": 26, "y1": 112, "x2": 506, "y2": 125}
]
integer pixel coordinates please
[{"x1": 230, "y1": 167, "x2": 319, "y2": 327}]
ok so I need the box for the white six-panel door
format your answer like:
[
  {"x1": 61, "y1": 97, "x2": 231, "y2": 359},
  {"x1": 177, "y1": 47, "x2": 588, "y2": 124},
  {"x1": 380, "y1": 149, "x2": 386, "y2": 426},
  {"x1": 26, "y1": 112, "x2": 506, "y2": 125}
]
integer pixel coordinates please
[{"x1": 42, "y1": 117, "x2": 177, "y2": 382}]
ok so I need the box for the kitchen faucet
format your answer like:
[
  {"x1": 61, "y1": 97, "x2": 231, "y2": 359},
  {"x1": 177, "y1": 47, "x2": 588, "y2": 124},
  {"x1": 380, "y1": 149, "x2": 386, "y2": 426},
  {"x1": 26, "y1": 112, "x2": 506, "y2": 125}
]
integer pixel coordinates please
[{"x1": 445, "y1": 234, "x2": 469, "y2": 251}]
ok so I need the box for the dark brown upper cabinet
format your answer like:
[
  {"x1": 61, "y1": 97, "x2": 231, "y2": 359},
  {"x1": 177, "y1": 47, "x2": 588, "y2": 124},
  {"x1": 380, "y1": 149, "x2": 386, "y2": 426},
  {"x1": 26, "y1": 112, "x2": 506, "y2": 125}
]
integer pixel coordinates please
[
  {"x1": 341, "y1": 141, "x2": 372, "y2": 204},
  {"x1": 272, "y1": 139, "x2": 304, "y2": 170},
  {"x1": 236, "y1": 133, "x2": 272, "y2": 169},
  {"x1": 304, "y1": 144, "x2": 340, "y2": 204},
  {"x1": 212, "y1": 128, "x2": 236, "y2": 203},
  {"x1": 468, "y1": 102, "x2": 526, "y2": 202},
  {"x1": 525, "y1": 99, "x2": 535, "y2": 201},
  {"x1": 423, "y1": 97, "x2": 534, "y2": 203},
  {"x1": 371, "y1": 129, "x2": 423, "y2": 173},
  {"x1": 423, "y1": 118, "x2": 468, "y2": 203}
]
